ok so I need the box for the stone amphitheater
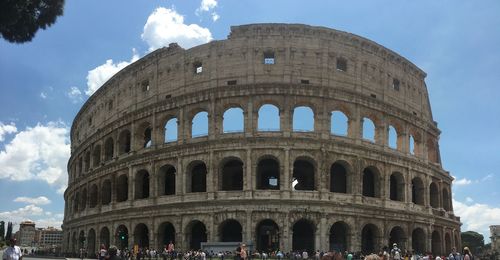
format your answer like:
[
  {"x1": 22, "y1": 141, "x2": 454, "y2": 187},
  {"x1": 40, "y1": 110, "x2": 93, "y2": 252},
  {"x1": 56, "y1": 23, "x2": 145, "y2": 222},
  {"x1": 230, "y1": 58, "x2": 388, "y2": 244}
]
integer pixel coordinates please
[{"x1": 62, "y1": 23, "x2": 461, "y2": 255}]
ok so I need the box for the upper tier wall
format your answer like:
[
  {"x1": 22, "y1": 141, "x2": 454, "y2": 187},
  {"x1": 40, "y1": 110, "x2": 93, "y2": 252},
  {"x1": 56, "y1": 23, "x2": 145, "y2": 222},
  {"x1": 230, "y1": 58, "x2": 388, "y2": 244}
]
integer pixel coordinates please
[{"x1": 71, "y1": 23, "x2": 434, "y2": 149}]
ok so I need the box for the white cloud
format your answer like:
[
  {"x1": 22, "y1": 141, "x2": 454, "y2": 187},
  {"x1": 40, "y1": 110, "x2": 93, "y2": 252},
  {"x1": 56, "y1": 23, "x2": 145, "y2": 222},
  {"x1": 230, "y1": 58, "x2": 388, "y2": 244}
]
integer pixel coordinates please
[
  {"x1": 85, "y1": 49, "x2": 139, "y2": 96},
  {"x1": 0, "y1": 121, "x2": 69, "y2": 193},
  {"x1": 67, "y1": 86, "x2": 83, "y2": 103},
  {"x1": 40, "y1": 92, "x2": 47, "y2": 99},
  {"x1": 211, "y1": 12, "x2": 220, "y2": 22},
  {"x1": 0, "y1": 205, "x2": 63, "y2": 231},
  {"x1": 141, "y1": 7, "x2": 213, "y2": 51},
  {"x1": 14, "y1": 196, "x2": 51, "y2": 205},
  {"x1": 465, "y1": 197, "x2": 474, "y2": 203},
  {"x1": 453, "y1": 177, "x2": 472, "y2": 186},
  {"x1": 0, "y1": 204, "x2": 44, "y2": 218},
  {"x1": 0, "y1": 122, "x2": 17, "y2": 142},
  {"x1": 481, "y1": 174, "x2": 493, "y2": 182},
  {"x1": 453, "y1": 199, "x2": 500, "y2": 243},
  {"x1": 196, "y1": 0, "x2": 220, "y2": 22}
]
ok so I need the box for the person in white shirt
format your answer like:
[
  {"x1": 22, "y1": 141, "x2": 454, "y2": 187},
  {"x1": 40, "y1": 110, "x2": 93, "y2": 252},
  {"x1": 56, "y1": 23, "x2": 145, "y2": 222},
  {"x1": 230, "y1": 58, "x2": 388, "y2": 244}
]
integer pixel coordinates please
[{"x1": 2, "y1": 238, "x2": 23, "y2": 260}]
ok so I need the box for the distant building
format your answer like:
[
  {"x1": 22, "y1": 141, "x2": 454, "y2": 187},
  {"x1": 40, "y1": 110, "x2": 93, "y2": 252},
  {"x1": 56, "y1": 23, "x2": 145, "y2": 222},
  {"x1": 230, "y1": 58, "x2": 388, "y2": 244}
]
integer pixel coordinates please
[
  {"x1": 37, "y1": 226, "x2": 63, "y2": 249},
  {"x1": 491, "y1": 225, "x2": 500, "y2": 253},
  {"x1": 19, "y1": 221, "x2": 36, "y2": 246}
]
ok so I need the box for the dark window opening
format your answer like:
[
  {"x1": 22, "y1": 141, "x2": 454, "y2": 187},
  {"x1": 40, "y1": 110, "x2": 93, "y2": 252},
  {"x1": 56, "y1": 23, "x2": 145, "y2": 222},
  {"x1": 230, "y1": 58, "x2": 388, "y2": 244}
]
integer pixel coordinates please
[
  {"x1": 159, "y1": 223, "x2": 175, "y2": 249},
  {"x1": 330, "y1": 163, "x2": 347, "y2": 193},
  {"x1": 227, "y1": 80, "x2": 237, "y2": 85},
  {"x1": 264, "y1": 51, "x2": 275, "y2": 64},
  {"x1": 221, "y1": 160, "x2": 243, "y2": 191},
  {"x1": 116, "y1": 225, "x2": 129, "y2": 250},
  {"x1": 143, "y1": 127, "x2": 152, "y2": 148},
  {"x1": 442, "y1": 189, "x2": 451, "y2": 211},
  {"x1": 116, "y1": 175, "x2": 128, "y2": 202},
  {"x1": 362, "y1": 168, "x2": 378, "y2": 197},
  {"x1": 92, "y1": 145, "x2": 101, "y2": 167},
  {"x1": 135, "y1": 170, "x2": 150, "y2": 199},
  {"x1": 430, "y1": 182, "x2": 439, "y2": 208},
  {"x1": 89, "y1": 184, "x2": 98, "y2": 208},
  {"x1": 107, "y1": 100, "x2": 113, "y2": 111},
  {"x1": 256, "y1": 219, "x2": 279, "y2": 253},
  {"x1": 329, "y1": 222, "x2": 348, "y2": 252},
  {"x1": 84, "y1": 151, "x2": 91, "y2": 172},
  {"x1": 257, "y1": 159, "x2": 280, "y2": 190},
  {"x1": 134, "y1": 224, "x2": 149, "y2": 248},
  {"x1": 411, "y1": 177, "x2": 425, "y2": 205},
  {"x1": 300, "y1": 79, "x2": 310, "y2": 84},
  {"x1": 141, "y1": 80, "x2": 150, "y2": 92},
  {"x1": 412, "y1": 228, "x2": 426, "y2": 254},
  {"x1": 80, "y1": 189, "x2": 87, "y2": 210},
  {"x1": 370, "y1": 94, "x2": 377, "y2": 98},
  {"x1": 189, "y1": 221, "x2": 207, "y2": 250},
  {"x1": 104, "y1": 137, "x2": 114, "y2": 161},
  {"x1": 292, "y1": 220, "x2": 315, "y2": 254},
  {"x1": 191, "y1": 163, "x2": 207, "y2": 193},
  {"x1": 389, "y1": 227, "x2": 405, "y2": 251},
  {"x1": 220, "y1": 220, "x2": 242, "y2": 242},
  {"x1": 101, "y1": 180, "x2": 111, "y2": 205},
  {"x1": 392, "y1": 79, "x2": 400, "y2": 91},
  {"x1": 292, "y1": 159, "x2": 315, "y2": 191},
  {"x1": 390, "y1": 173, "x2": 404, "y2": 201},
  {"x1": 193, "y1": 61, "x2": 203, "y2": 74},
  {"x1": 160, "y1": 165, "x2": 176, "y2": 196},
  {"x1": 361, "y1": 225, "x2": 377, "y2": 254},
  {"x1": 336, "y1": 58, "x2": 347, "y2": 72},
  {"x1": 118, "y1": 130, "x2": 131, "y2": 154}
]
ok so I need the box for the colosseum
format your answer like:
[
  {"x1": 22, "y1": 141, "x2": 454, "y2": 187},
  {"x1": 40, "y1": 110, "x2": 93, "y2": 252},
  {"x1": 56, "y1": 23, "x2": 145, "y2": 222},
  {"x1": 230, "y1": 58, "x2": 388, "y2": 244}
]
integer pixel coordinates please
[{"x1": 63, "y1": 23, "x2": 461, "y2": 255}]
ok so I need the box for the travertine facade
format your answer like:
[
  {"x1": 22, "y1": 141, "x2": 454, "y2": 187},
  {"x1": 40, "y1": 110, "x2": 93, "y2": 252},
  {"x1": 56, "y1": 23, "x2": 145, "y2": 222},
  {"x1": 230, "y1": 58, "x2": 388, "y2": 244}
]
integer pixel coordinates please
[{"x1": 63, "y1": 24, "x2": 461, "y2": 255}]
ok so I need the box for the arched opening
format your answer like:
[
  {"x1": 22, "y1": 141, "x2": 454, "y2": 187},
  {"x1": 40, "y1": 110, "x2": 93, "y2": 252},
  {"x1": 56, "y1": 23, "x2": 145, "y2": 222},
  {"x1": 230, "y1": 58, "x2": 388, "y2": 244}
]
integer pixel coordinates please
[
  {"x1": 411, "y1": 177, "x2": 425, "y2": 205},
  {"x1": 257, "y1": 158, "x2": 280, "y2": 190},
  {"x1": 77, "y1": 158, "x2": 82, "y2": 176},
  {"x1": 84, "y1": 151, "x2": 91, "y2": 172},
  {"x1": 454, "y1": 234, "x2": 459, "y2": 250},
  {"x1": 412, "y1": 228, "x2": 426, "y2": 254},
  {"x1": 104, "y1": 137, "x2": 114, "y2": 161},
  {"x1": 432, "y1": 231, "x2": 442, "y2": 255},
  {"x1": 331, "y1": 111, "x2": 348, "y2": 136},
  {"x1": 192, "y1": 111, "x2": 209, "y2": 137},
  {"x1": 219, "y1": 219, "x2": 242, "y2": 242},
  {"x1": 362, "y1": 167, "x2": 380, "y2": 198},
  {"x1": 134, "y1": 223, "x2": 149, "y2": 248},
  {"x1": 293, "y1": 106, "x2": 314, "y2": 132},
  {"x1": 89, "y1": 184, "x2": 98, "y2": 208},
  {"x1": 135, "y1": 170, "x2": 150, "y2": 199},
  {"x1": 388, "y1": 125, "x2": 398, "y2": 149},
  {"x1": 445, "y1": 233, "x2": 452, "y2": 255},
  {"x1": 292, "y1": 159, "x2": 315, "y2": 191},
  {"x1": 361, "y1": 224, "x2": 379, "y2": 254},
  {"x1": 71, "y1": 232, "x2": 77, "y2": 253},
  {"x1": 143, "y1": 127, "x2": 152, "y2": 148},
  {"x1": 116, "y1": 174, "x2": 128, "y2": 202},
  {"x1": 220, "y1": 159, "x2": 243, "y2": 191},
  {"x1": 188, "y1": 221, "x2": 207, "y2": 250},
  {"x1": 223, "y1": 107, "x2": 244, "y2": 133},
  {"x1": 80, "y1": 188, "x2": 87, "y2": 211},
  {"x1": 164, "y1": 118, "x2": 178, "y2": 142},
  {"x1": 292, "y1": 219, "x2": 315, "y2": 253},
  {"x1": 258, "y1": 104, "x2": 280, "y2": 131},
  {"x1": 389, "y1": 226, "x2": 406, "y2": 250},
  {"x1": 442, "y1": 188, "x2": 451, "y2": 211},
  {"x1": 100, "y1": 227, "x2": 110, "y2": 249},
  {"x1": 78, "y1": 230, "x2": 85, "y2": 250},
  {"x1": 92, "y1": 145, "x2": 101, "y2": 167},
  {"x1": 158, "y1": 222, "x2": 175, "y2": 249},
  {"x1": 362, "y1": 117, "x2": 376, "y2": 142},
  {"x1": 330, "y1": 162, "x2": 348, "y2": 193},
  {"x1": 430, "y1": 182, "x2": 439, "y2": 208},
  {"x1": 189, "y1": 162, "x2": 207, "y2": 193},
  {"x1": 390, "y1": 172, "x2": 405, "y2": 202},
  {"x1": 118, "y1": 130, "x2": 131, "y2": 154},
  {"x1": 329, "y1": 222, "x2": 349, "y2": 252},
  {"x1": 159, "y1": 165, "x2": 176, "y2": 195},
  {"x1": 87, "y1": 229, "x2": 96, "y2": 254},
  {"x1": 73, "y1": 193, "x2": 79, "y2": 213},
  {"x1": 409, "y1": 135, "x2": 416, "y2": 155},
  {"x1": 256, "y1": 219, "x2": 279, "y2": 253},
  {"x1": 101, "y1": 180, "x2": 111, "y2": 205},
  {"x1": 427, "y1": 138, "x2": 438, "y2": 163},
  {"x1": 116, "y1": 225, "x2": 129, "y2": 250}
]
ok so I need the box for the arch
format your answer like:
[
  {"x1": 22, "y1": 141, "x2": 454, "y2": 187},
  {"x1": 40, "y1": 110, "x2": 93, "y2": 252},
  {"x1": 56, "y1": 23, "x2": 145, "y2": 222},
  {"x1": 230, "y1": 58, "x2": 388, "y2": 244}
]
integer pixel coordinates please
[
  {"x1": 192, "y1": 111, "x2": 209, "y2": 137},
  {"x1": 116, "y1": 225, "x2": 129, "y2": 250},
  {"x1": 388, "y1": 125, "x2": 398, "y2": 149},
  {"x1": 389, "y1": 226, "x2": 406, "y2": 250},
  {"x1": 134, "y1": 223, "x2": 149, "y2": 248},
  {"x1": 362, "y1": 117, "x2": 376, "y2": 142},
  {"x1": 78, "y1": 230, "x2": 85, "y2": 250},
  {"x1": 220, "y1": 158, "x2": 244, "y2": 191},
  {"x1": 361, "y1": 224, "x2": 379, "y2": 254},
  {"x1": 80, "y1": 188, "x2": 87, "y2": 211},
  {"x1": 87, "y1": 228, "x2": 96, "y2": 254},
  {"x1": 187, "y1": 220, "x2": 207, "y2": 250},
  {"x1": 99, "y1": 227, "x2": 110, "y2": 248},
  {"x1": 84, "y1": 151, "x2": 91, "y2": 172},
  {"x1": 73, "y1": 193, "x2": 79, "y2": 213},
  {"x1": 101, "y1": 179, "x2": 111, "y2": 205},
  {"x1": 219, "y1": 219, "x2": 243, "y2": 242},
  {"x1": 188, "y1": 161, "x2": 207, "y2": 193},
  {"x1": 92, "y1": 145, "x2": 101, "y2": 167},
  {"x1": 362, "y1": 167, "x2": 380, "y2": 198},
  {"x1": 331, "y1": 110, "x2": 348, "y2": 136},
  {"x1": 116, "y1": 174, "x2": 128, "y2": 202},
  {"x1": 293, "y1": 106, "x2": 314, "y2": 132},
  {"x1": 258, "y1": 104, "x2": 280, "y2": 131},
  {"x1": 432, "y1": 230, "x2": 442, "y2": 255},
  {"x1": 256, "y1": 219, "x2": 280, "y2": 253},
  {"x1": 454, "y1": 233, "x2": 460, "y2": 250},
  {"x1": 159, "y1": 164, "x2": 176, "y2": 195},
  {"x1": 292, "y1": 158, "x2": 315, "y2": 191},
  {"x1": 445, "y1": 233, "x2": 452, "y2": 255},
  {"x1": 409, "y1": 135, "x2": 416, "y2": 155},
  {"x1": 71, "y1": 232, "x2": 77, "y2": 253},
  {"x1": 89, "y1": 184, "x2": 98, "y2": 208},
  {"x1": 256, "y1": 157, "x2": 280, "y2": 190},
  {"x1": 135, "y1": 170, "x2": 150, "y2": 199},
  {"x1": 118, "y1": 129, "x2": 131, "y2": 154},
  {"x1": 104, "y1": 137, "x2": 114, "y2": 161},
  {"x1": 427, "y1": 138, "x2": 438, "y2": 163},
  {"x1": 330, "y1": 161, "x2": 349, "y2": 193},
  {"x1": 430, "y1": 182, "x2": 440, "y2": 208},
  {"x1": 390, "y1": 172, "x2": 405, "y2": 202},
  {"x1": 411, "y1": 177, "x2": 425, "y2": 206},
  {"x1": 329, "y1": 221, "x2": 349, "y2": 252},
  {"x1": 158, "y1": 222, "x2": 175, "y2": 248},
  {"x1": 223, "y1": 107, "x2": 244, "y2": 133},
  {"x1": 412, "y1": 228, "x2": 426, "y2": 254},
  {"x1": 292, "y1": 219, "x2": 315, "y2": 253},
  {"x1": 164, "y1": 118, "x2": 178, "y2": 142},
  {"x1": 442, "y1": 188, "x2": 451, "y2": 211}
]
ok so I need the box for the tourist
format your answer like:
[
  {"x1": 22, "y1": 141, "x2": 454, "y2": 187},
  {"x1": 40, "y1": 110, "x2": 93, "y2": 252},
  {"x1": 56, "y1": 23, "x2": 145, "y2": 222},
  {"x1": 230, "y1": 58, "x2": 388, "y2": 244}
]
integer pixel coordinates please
[
  {"x1": 2, "y1": 238, "x2": 23, "y2": 260},
  {"x1": 240, "y1": 244, "x2": 248, "y2": 260},
  {"x1": 390, "y1": 244, "x2": 401, "y2": 260},
  {"x1": 448, "y1": 247, "x2": 460, "y2": 260},
  {"x1": 108, "y1": 246, "x2": 122, "y2": 260},
  {"x1": 462, "y1": 247, "x2": 473, "y2": 260},
  {"x1": 99, "y1": 244, "x2": 108, "y2": 260}
]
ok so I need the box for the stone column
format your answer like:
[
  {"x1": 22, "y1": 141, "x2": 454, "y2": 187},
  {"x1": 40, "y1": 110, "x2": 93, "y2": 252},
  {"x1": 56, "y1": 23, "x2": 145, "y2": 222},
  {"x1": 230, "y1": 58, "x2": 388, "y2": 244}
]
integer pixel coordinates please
[
  {"x1": 128, "y1": 166, "x2": 134, "y2": 204},
  {"x1": 245, "y1": 100, "x2": 254, "y2": 137},
  {"x1": 177, "y1": 157, "x2": 184, "y2": 195},
  {"x1": 282, "y1": 107, "x2": 292, "y2": 137},
  {"x1": 209, "y1": 99, "x2": 217, "y2": 140},
  {"x1": 245, "y1": 148, "x2": 253, "y2": 193},
  {"x1": 178, "y1": 107, "x2": 186, "y2": 143},
  {"x1": 282, "y1": 148, "x2": 291, "y2": 196}
]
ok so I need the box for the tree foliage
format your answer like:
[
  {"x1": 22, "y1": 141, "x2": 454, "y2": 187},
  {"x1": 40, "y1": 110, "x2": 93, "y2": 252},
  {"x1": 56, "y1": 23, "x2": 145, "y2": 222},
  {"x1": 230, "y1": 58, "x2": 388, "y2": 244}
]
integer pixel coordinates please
[
  {"x1": 0, "y1": 0, "x2": 65, "y2": 43},
  {"x1": 5, "y1": 222, "x2": 13, "y2": 241},
  {"x1": 0, "y1": 221, "x2": 4, "y2": 241},
  {"x1": 461, "y1": 231, "x2": 485, "y2": 253}
]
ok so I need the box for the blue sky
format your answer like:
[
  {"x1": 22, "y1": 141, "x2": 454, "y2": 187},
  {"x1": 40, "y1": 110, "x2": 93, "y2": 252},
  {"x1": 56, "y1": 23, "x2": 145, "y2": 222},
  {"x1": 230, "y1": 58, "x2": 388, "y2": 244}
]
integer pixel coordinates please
[{"x1": 1, "y1": 0, "x2": 499, "y2": 242}]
